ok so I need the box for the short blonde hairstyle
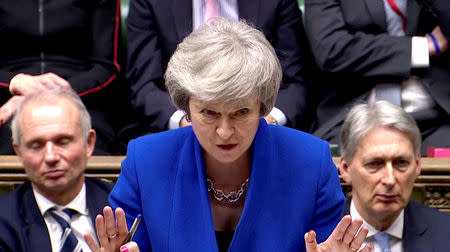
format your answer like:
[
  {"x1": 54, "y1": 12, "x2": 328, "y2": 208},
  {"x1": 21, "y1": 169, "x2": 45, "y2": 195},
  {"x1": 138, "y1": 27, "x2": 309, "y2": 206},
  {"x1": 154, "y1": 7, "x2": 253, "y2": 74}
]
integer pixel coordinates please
[{"x1": 165, "y1": 18, "x2": 282, "y2": 116}]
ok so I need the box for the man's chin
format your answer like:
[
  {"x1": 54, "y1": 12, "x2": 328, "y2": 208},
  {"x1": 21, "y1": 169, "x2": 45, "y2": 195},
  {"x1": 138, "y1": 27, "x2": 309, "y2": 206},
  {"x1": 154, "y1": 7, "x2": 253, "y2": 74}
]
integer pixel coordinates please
[{"x1": 372, "y1": 202, "x2": 404, "y2": 216}]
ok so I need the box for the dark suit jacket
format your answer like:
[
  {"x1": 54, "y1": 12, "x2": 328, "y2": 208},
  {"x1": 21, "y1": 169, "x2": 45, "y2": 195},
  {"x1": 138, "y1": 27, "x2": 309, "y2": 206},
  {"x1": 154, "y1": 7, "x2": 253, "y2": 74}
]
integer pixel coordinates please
[
  {"x1": 0, "y1": 177, "x2": 113, "y2": 252},
  {"x1": 305, "y1": 0, "x2": 450, "y2": 142},
  {"x1": 343, "y1": 199, "x2": 450, "y2": 251},
  {"x1": 125, "y1": 0, "x2": 311, "y2": 137}
]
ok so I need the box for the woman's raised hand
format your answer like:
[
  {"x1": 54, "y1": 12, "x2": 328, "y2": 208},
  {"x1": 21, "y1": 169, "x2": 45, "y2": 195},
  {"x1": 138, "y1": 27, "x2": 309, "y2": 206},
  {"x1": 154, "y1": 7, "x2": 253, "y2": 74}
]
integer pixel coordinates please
[
  {"x1": 304, "y1": 215, "x2": 372, "y2": 252},
  {"x1": 84, "y1": 206, "x2": 140, "y2": 252}
]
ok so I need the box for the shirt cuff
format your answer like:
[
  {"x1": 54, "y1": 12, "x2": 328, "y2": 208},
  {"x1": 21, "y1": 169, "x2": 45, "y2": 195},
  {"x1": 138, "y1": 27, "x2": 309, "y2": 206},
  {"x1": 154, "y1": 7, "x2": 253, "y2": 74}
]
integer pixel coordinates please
[
  {"x1": 269, "y1": 107, "x2": 287, "y2": 126},
  {"x1": 411, "y1": 36, "x2": 429, "y2": 68},
  {"x1": 168, "y1": 110, "x2": 186, "y2": 130}
]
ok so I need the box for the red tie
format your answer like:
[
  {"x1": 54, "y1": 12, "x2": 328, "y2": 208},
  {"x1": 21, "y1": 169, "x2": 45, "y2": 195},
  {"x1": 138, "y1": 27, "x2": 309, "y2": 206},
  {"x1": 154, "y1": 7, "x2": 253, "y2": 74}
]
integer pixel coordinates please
[{"x1": 386, "y1": 0, "x2": 407, "y2": 33}]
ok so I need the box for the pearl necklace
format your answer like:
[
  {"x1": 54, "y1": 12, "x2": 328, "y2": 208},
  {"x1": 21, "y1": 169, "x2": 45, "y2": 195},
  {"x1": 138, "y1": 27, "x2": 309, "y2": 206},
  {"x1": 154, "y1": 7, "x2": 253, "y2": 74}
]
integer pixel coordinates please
[{"x1": 207, "y1": 178, "x2": 249, "y2": 203}]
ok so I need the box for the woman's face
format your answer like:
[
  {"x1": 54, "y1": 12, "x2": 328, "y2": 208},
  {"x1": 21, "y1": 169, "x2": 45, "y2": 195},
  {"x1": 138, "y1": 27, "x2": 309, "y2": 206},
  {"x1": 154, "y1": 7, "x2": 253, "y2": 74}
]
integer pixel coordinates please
[{"x1": 189, "y1": 97, "x2": 261, "y2": 165}]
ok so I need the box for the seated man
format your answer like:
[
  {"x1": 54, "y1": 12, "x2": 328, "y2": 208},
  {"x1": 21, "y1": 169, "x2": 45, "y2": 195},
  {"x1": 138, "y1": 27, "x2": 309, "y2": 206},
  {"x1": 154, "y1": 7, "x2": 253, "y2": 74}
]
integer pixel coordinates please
[
  {"x1": 0, "y1": 87, "x2": 112, "y2": 251},
  {"x1": 339, "y1": 100, "x2": 450, "y2": 251},
  {"x1": 305, "y1": 0, "x2": 450, "y2": 155}
]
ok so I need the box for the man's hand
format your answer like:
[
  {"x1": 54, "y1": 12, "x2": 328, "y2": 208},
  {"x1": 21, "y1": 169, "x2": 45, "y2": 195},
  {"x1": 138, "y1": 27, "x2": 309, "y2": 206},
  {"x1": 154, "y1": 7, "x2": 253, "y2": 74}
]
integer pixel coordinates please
[
  {"x1": 179, "y1": 115, "x2": 192, "y2": 128},
  {"x1": 427, "y1": 26, "x2": 448, "y2": 56},
  {"x1": 264, "y1": 115, "x2": 278, "y2": 125},
  {"x1": 9, "y1": 72, "x2": 70, "y2": 96},
  {"x1": 0, "y1": 96, "x2": 24, "y2": 126},
  {"x1": 305, "y1": 215, "x2": 372, "y2": 252}
]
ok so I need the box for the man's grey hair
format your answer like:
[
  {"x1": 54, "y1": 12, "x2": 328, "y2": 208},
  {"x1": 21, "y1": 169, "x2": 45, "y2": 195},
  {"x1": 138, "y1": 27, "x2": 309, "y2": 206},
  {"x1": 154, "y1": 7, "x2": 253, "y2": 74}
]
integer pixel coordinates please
[
  {"x1": 340, "y1": 101, "x2": 421, "y2": 162},
  {"x1": 11, "y1": 87, "x2": 92, "y2": 146},
  {"x1": 165, "y1": 18, "x2": 282, "y2": 116}
]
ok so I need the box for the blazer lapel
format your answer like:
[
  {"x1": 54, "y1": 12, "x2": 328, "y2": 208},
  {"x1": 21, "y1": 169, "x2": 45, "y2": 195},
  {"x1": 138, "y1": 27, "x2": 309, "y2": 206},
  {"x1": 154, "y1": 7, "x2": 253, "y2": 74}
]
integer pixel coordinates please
[
  {"x1": 402, "y1": 202, "x2": 428, "y2": 251},
  {"x1": 171, "y1": 0, "x2": 193, "y2": 41},
  {"x1": 238, "y1": 0, "x2": 260, "y2": 24},
  {"x1": 363, "y1": 0, "x2": 387, "y2": 31},
  {"x1": 20, "y1": 186, "x2": 52, "y2": 252},
  {"x1": 169, "y1": 120, "x2": 272, "y2": 251},
  {"x1": 229, "y1": 119, "x2": 271, "y2": 251},
  {"x1": 169, "y1": 131, "x2": 218, "y2": 251}
]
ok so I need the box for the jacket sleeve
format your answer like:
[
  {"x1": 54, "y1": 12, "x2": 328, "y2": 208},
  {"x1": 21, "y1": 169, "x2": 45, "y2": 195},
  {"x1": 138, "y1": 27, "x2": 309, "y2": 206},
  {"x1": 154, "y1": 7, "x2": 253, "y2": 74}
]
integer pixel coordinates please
[
  {"x1": 67, "y1": 0, "x2": 122, "y2": 96},
  {"x1": 109, "y1": 139, "x2": 152, "y2": 251},
  {"x1": 305, "y1": 0, "x2": 412, "y2": 77},
  {"x1": 311, "y1": 140, "x2": 345, "y2": 243},
  {"x1": 271, "y1": 0, "x2": 311, "y2": 129},
  {"x1": 126, "y1": 0, "x2": 176, "y2": 132}
]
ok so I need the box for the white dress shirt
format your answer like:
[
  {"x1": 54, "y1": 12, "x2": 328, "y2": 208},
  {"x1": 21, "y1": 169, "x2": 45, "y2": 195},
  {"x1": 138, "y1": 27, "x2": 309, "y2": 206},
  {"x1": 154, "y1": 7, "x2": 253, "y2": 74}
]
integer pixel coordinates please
[
  {"x1": 33, "y1": 184, "x2": 98, "y2": 252},
  {"x1": 368, "y1": 0, "x2": 436, "y2": 113},
  {"x1": 350, "y1": 200, "x2": 404, "y2": 252}
]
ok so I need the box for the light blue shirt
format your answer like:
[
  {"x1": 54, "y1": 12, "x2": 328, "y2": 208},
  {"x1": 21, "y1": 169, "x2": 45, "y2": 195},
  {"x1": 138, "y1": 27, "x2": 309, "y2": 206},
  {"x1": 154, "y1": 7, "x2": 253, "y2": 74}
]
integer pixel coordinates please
[{"x1": 383, "y1": 0, "x2": 407, "y2": 36}]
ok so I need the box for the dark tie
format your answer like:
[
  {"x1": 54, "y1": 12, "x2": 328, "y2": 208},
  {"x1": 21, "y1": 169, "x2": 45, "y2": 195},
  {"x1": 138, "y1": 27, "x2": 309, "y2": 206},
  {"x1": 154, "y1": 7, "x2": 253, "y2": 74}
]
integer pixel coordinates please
[
  {"x1": 374, "y1": 232, "x2": 392, "y2": 252},
  {"x1": 48, "y1": 208, "x2": 83, "y2": 252}
]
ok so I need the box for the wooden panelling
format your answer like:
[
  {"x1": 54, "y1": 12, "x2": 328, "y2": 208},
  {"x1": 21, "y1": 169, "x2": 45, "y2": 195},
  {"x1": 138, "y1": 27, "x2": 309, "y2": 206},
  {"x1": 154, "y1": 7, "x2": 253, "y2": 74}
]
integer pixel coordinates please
[{"x1": 1, "y1": 155, "x2": 449, "y2": 212}]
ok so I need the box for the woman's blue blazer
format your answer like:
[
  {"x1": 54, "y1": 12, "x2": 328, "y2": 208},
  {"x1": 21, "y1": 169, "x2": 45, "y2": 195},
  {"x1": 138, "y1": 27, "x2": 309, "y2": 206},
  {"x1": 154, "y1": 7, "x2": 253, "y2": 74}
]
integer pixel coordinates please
[{"x1": 110, "y1": 119, "x2": 344, "y2": 251}]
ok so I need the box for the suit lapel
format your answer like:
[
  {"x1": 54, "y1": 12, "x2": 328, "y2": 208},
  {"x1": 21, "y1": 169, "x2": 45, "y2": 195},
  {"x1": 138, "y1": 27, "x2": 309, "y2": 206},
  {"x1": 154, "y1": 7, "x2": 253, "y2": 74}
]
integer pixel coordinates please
[
  {"x1": 171, "y1": 0, "x2": 193, "y2": 41},
  {"x1": 402, "y1": 202, "x2": 428, "y2": 251},
  {"x1": 238, "y1": 0, "x2": 260, "y2": 24},
  {"x1": 406, "y1": 0, "x2": 421, "y2": 35},
  {"x1": 86, "y1": 178, "x2": 110, "y2": 226},
  {"x1": 363, "y1": 0, "x2": 387, "y2": 31},
  {"x1": 20, "y1": 185, "x2": 52, "y2": 252},
  {"x1": 343, "y1": 198, "x2": 351, "y2": 216}
]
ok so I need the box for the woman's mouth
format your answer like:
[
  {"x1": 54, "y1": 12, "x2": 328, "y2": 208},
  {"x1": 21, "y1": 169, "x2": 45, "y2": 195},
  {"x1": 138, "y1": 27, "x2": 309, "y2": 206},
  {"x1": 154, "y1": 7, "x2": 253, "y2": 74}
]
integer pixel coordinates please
[{"x1": 217, "y1": 144, "x2": 237, "y2": 150}]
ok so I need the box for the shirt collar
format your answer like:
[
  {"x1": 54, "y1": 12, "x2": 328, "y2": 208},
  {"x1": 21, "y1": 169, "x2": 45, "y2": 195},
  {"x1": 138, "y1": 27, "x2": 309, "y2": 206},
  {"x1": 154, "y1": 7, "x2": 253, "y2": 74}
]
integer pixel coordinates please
[
  {"x1": 350, "y1": 199, "x2": 404, "y2": 239},
  {"x1": 33, "y1": 183, "x2": 89, "y2": 216}
]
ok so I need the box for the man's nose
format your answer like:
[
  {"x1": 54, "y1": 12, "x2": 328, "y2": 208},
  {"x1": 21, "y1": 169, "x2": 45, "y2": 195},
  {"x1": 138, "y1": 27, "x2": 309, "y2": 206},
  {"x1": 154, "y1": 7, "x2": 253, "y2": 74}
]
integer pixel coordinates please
[
  {"x1": 44, "y1": 142, "x2": 59, "y2": 163},
  {"x1": 381, "y1": 164, "x2": 396, "y2": 186}
]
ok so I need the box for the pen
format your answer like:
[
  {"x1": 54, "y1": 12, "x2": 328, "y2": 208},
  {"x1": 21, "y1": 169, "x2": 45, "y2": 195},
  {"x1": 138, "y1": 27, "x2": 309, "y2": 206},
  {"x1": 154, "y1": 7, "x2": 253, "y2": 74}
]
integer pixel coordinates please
[{"x1": 124, "y1": 214, "x2": 142, "y2": 243}]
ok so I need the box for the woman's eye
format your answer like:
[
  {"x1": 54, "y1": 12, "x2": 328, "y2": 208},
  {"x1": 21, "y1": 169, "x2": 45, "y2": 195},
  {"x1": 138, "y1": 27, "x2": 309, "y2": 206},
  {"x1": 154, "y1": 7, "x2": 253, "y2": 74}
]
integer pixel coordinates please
[
  {"x1": 202, "y1": 109, "x2": 217, "y2": 117},
  {"x1": 234, "y1": 108, "x2": 249, "y2": 116}
]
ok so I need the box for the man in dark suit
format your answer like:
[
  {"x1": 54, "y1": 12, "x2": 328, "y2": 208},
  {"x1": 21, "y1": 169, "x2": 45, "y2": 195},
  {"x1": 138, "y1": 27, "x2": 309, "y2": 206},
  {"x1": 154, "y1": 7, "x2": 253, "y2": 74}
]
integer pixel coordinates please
[
  {"x1": 338, "y1": 101, "x2": 450, "y2": 251},
  {"x1": 0, "y1": 87, "x2": 112, "y2": 252},
  {"x1": 124, "y1": 0, "x2": 312, "y2": 140},
  {"x1": 305, "y1": 0, "x2": 450, "y2": 155}
]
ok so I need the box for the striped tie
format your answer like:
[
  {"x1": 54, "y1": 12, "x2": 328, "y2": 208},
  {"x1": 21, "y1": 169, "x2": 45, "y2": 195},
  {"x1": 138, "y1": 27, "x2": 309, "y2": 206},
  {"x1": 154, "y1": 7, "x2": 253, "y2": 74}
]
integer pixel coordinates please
[{"x1": 49, "y1": 208, "x2": 83, "y2": 252}]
